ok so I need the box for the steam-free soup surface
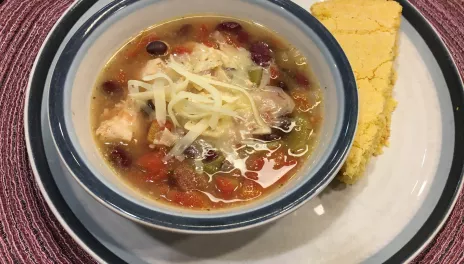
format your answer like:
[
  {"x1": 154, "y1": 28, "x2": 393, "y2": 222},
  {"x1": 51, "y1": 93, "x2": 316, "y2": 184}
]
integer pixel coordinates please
[{"x1": 91, "y1": 16, "x2": 323, "y2": 210}]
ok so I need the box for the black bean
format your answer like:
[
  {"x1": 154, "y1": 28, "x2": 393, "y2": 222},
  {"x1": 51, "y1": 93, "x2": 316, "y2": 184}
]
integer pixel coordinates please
[
  {"x1": 250, "y1": 41, "x2": 272, "y2": 67},
  {"x1": 101, "y1": 81, "x2": 123, "y2": 96},
  {"x1": 203, "y1": 149, "x2": 219, "y2": 163},
  {"x1": 146, "y1": 41, "x2": 168, "y2": 56},
  {"x1": 147, "y1": 100, "x2": 155, "y2": 110},
  {"x1": 109, "y1": 146, "x2": 132, "y2": 168},
  {"x1": 216, "y1": 22, "x2": 242, "y2": 33},
  {"x1": 177, "y1": 24, "x2": 193, "y2": 37},
  {"x1": 183, "y1": 146, "x2": 200, "y2": 159}
]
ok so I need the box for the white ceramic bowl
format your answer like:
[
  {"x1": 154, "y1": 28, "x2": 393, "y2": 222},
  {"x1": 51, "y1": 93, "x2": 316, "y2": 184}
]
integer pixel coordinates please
[{"x1": 48, "y1": 0, "x2": 357, "y2": 233}]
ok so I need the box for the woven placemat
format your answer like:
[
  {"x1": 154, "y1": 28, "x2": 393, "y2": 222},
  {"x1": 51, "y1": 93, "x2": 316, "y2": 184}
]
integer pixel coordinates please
[{"x1": 0, "y1": 0, "x2": 462, "y2": 263}]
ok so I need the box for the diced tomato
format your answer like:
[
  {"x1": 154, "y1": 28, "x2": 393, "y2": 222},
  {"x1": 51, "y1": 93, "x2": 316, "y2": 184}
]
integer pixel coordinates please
[
  {"x1": 240, "y1": 179, "x2": 263, "y2": 199},
  {"x1": 126, "y1": 33, "x2": 158, "y2": 58},
  {"x1": 246, "y1": 154, "x2": 265, "y2": 171},
  {"x1": 270, "y1": 66, "x2": 280, "y2": 79},
  {"x1": 295, "y1": 71, "x2": 309, "y2": 87},
  {"x1": 136, "y1": 151, "x2": 168, "y2": 181},
  {"x1": 166, "y1": 191, "x2": 207, "y2": 208},
  {"x1": 172, "y1": 46, "x2": 192, "y2": 55},
  {"x1": 215, "y1": 176, "x2": 239, "y2": 196}
]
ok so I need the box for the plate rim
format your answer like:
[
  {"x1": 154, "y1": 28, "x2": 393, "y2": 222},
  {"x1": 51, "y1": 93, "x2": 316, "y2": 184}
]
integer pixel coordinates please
[
  {"x1": 386, "y1": 1, "x2": 464, "y2": 263},
  {"x1": 24, "y1": 0, "x2": 122, "y2": 263},
  {"x1": 23, "y1": 0, "x2": 464, "y2": 263}
]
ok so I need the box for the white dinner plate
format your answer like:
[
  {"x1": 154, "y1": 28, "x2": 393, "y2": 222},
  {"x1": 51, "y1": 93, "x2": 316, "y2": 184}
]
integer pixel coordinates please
[{"x1": 25, "y1": 0, "x2": 464, "y2": 263}]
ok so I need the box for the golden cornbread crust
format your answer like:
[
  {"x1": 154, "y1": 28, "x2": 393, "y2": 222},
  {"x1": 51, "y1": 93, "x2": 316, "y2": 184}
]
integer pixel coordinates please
[{"x1": 311, "y1": 0, "x2": 402, "y2": 184}]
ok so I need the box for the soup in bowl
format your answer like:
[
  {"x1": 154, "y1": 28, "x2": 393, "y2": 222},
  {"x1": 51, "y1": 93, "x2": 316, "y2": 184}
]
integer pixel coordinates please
[
  {"x1": 49, "y1": 0, "x2": 357, "y2": 233},
  {"x1": 92, "y1": 17, "x2": 323, "y2": 210}
]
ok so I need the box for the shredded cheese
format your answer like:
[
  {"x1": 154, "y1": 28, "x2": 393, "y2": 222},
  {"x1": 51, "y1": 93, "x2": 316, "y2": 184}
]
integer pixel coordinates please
[
  {"x1": 126, "y1": 43, "x2": 278, "y2": 160},
  {"x1": 167, "y1": 58, "x2": 270, "y2": 133},
  {"x1": 168, "y1": 91, "x2": 215, "y2": 126},
  {"x1": 183, "y1": 101, "x2": 243, "y2": 120},
  {"x1": 152, "y1": 78, "x2": 166, "y2": 126},
  {"x1": 142, "y1": 72, "x2": 174, "y2": 85},
  {"x1": 168, "y1": 58, "x2": 222, "y2": 129},
  {"x1": 258, "y1": 68, "x2": 270, "y2": 90}
]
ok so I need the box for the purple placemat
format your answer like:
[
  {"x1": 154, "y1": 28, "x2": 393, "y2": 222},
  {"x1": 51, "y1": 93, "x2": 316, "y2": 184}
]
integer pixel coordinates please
[{"x1": 0, "y1": 0, "x2": 462, "y2": 263}]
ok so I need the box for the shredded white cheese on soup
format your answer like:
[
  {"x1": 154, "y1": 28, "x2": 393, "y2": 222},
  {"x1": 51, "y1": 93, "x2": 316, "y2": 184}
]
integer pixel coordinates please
[{"x1": 126, "y1": 40, "x2": 287, "y2": 160}]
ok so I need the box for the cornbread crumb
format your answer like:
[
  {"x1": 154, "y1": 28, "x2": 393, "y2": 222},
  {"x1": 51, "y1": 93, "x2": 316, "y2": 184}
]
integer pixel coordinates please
[{"x1": 311, "y1": 0, "x2": 402, "y2": 184}]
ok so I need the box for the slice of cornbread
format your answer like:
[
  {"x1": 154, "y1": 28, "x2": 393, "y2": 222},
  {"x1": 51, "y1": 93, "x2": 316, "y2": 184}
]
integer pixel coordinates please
[{"x1": 311, "y1": 0, "x2": 402, "y2": 184}]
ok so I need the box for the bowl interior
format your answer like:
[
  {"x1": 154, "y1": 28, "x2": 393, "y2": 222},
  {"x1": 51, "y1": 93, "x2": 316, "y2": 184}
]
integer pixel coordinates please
[{"x1": 62, "y1": 0, "x2": 346, "y2": 218}]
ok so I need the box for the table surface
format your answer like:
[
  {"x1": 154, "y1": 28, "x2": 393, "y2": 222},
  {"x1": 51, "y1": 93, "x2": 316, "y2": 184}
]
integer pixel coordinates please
[{"x1": 0, "y1": 0, "x2": 463, "y2": 263}]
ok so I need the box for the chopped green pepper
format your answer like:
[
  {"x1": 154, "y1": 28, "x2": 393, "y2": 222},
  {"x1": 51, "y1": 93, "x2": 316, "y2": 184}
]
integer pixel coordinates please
[
  {"x1": 203, "y1": 155, "x2": 225, "y2": 174},
  {"x1": 287, "y1": 113, "x2": 312, "y2": 152},
  {"x1": 248, "y1": 68, "x2": 263, "y2": 86}
]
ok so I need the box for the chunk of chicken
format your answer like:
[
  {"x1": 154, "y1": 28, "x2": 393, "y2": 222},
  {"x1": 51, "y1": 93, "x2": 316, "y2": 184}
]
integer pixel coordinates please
[
  {"x1": 96, "y1": 99, "x2": 141, "y2": 142},
  {"x1": 251, "y1": 86, "x2": 295, "y2": 123},
  {"x1": 139, "y1": 58, "x2": 166, "y2": 78},
  {"x1": 219, "y1": 43, "x2": 253, "y2": 70},
  {"x1": 176, "y1": 41, "x2": 253, "y2": 75},
  {"x1": 189, "y1": 44, "x2": 224, "y2": 73},
  {"x1": 140, "y1": 58, "x2": 181, "y2": 81}
]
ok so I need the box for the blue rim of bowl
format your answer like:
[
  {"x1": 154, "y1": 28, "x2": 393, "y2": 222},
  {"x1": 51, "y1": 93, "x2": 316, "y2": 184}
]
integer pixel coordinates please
[
  {"x1": 26, "y1": 0, "x2": 464, "y2": 262},
  {"x1": 49, "y1": 0, "x2": 357, "y2": 232}
]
